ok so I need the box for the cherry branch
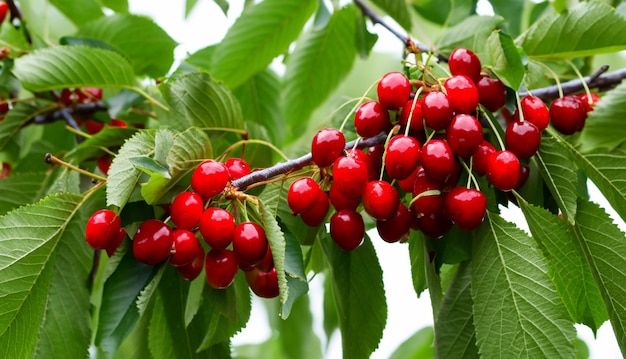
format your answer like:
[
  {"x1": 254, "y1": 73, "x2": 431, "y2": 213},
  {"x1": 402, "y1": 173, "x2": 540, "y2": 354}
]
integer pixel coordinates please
[{"x1": 32, "y1": 102, "x2": 108, "y2": 126}]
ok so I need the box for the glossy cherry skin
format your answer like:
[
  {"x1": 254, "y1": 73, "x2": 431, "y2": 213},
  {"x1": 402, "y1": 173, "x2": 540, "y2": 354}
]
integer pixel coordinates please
[
  {"x1": 367, "y1": 144, "x2": 384, "y2": 178},
  {"x1": 332, "y1": 155, "x2": 369, "y2": 200},
  {"x1": 0, "y1": 3, "x2": 8, "y2": 24},
  {"x1": 505, "y1": 120, "x2": 541, "y2": 159},
  {"x1": 232, "y1": 222, "x2": 268, "y2": 267},
  {"x1": 97, "y1": 153, "x2": 112, "y2": 175},
  {"x1": 519, "y1": 95, "x2": 550, "y2": 131},
  {"x1": 329, "y1": 185, "x2": 360, "y2": 211},
  {"x1": 176, "y1": 246, "x2": 205, "y2": 281},
  {"x1": 578, "y1": 93, "x2": 600, "y2": 113},
  {"x1": 399, "y1": 98, "x2": 425, "y2": 133},
  {"x1": 420, "y1": 139, "x2": 456, "y2": 182},
  {"x1": 300, "y1": 190, "x2": 330, "y2": 227},
  {"x1": 105, "y1": 228, "x2": 126, "y2": 257},
  {"x1": 288, "y1": 177, "x2": 322, "y2": 215},
  {"x1": 446, "y1": 114, "x2": 483, "y2": 158},
  {"x1": 133, "y1": 219, "x2": 174, "y2": 265},
  {"x1": 444, "y1": 75, "x2": 479, "y2": 114},
  {"x1": 376, "y1": 203, "x2": 410, "y2": 243},
  {"x1": 377, "y1": 72, "x2": 411, "y2": 110},
  {"x1": 384, "y1": 135, "x2": 421, "y2": 180},
  {"x1": 446, "y1": 187, "x2": 486, "y2": 231},
  {"x1": 417, "y1": 209, "x2": 452, "y2": 239},
  {"x1": 86, "y1": 209, "x2": 121, "y2": 250},
  {"x1": 170, "y1": 229, "x2": 202, "y2": 267},
  {"x1": 170, "y1": 191, "x2": 204, "y2": 230},
  {"x1": 397, "y1": 167, "x2": 419, "y2": 193},
  {"x1": 486, "y1": 150, "x2": 521, "y2": 191},
  {"x1": 253, "y1": 246, "x2": 274, "y2": 273},
  {"x1": 549, "y1": 95, "x2": 587, "y2": 135},
  {"x1": 311, "y1": 128, "x2": 346, "y2": 168},
  {"x1": 362, "y1": 180, "x2": 400, "y2": 221},
  {"x1": 477, "y1": 75, "x2": 507, "y2": 112},
  {"x1": 330, "y1": 210, "x2": 365, "y2": 251},
  {"x1": 448, "y1": 48, "x2": 482, "y2": 84},
  {"x1": 199, "y1": 207, "x2": 235, "y2": 249},
  {"x1": 471, "y1": 140, "x2": 496, "y2": 176},
  {"x1": 245, "y1": 267, "x2": 279, "y2": 298},
  {"x1": 205, "y1": 248, "x2": 239, "y2": 289},
  {"x1": 412, "y1": 167, "x2": 445, "y2": 215},
  {"x1": 354, "y1": 101, "x2": 390, "y2": 138},
  {"x1": 422, "y1": 91, "x2": 453, "y2": 130},
  {"x1": 225, "y1": 158, "x2": 251, "y2": 179},
  {"x1": 346, "y1": 148, "x2": 376, "y2": 181},
  {"x1": 515, "y1": 164, "x2": 531, "y2": 190},
  {"x1": 191, "y1": 160, "x2": 230, "y2": 199}
]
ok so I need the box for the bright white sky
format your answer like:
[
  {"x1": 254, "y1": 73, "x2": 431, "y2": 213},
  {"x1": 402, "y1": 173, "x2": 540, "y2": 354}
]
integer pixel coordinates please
[{"x1": 128, "y1": 1, "x2": 623, "y2": 358}]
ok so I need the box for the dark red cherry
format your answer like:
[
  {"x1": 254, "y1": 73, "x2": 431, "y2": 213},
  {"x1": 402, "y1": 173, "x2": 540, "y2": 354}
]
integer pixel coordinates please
[
  {"x1": 399, "y1": 98, "x2": 425, "y2": 133},
  {"x1": 448, "y1": 48, "x2": 482, "y2": 84},
  {"x1": 384, "y1": 135, "x2": 421, "y2": 180},
  {"x1": 133, "y1": 219, "x2": 174, "y2": 265},
  {"x1": 412, "y1": 167, "x2": 445, "y2": 216},
  {"x1": 232, "y1": 222, "x2": 268, "y2": 267},
  {"x1": 205, "y1": 248, "x2": 239, "y2": 289},
  {"x1": 329, "y1": 185, "x2": 360, "y2": 211},
  {"x1": 377, "y1": 72, "x2": 411, "y2": 110},
  {"x1": 397, "y1": 167, "x2": 419, "y2": 193},
  {"x1": 225, "y1": 158, "x2": 251, "y2": 179},
  {"x1": 422, "y1": 91, "x2": 453, "y2": 130},
  {"x1": 486, "y1": 150, "x2": 520, "y2": 191},
  {"x1": 362, "y1": 180, "x2": 400, "y2": 221},
  {"x1": 505, "y1": 120, "x2": 541, "y2": 159},
  {"x1": 300, "y1": 190, "x2": 330, "y2": 227},
  {"x1": 471, "y1": 140, "x2": 496, "y2": 176},
  {"x1": 520, "y1": 95, "x2": 549, "y2": 131},
  {"x1": 330, "y1": 210, "x2": 365, "y2": 251},
  {"x1": 97, "y1": 153, "x2": 112, "y2": 175},
  {"x1": 176, "y1": 246, "x2": 205, "y2": 281},
  {"x1": 515, "y1": 164, "x2": 531, "y2": 190},
  {"x1": 85, "y1": 119, "x2": 105, "y2": 134},
  {"x1": 354, "y1": 101, "x2": 390, "y2": 138},
  {"x1": 170, "y1": 229, "x2": 202, "y2": 267},
  {"x1": 245, "y1": 267, "x2": 279, "y2": 298},
  {"x1": 417, "y1": 210, "x2": 452, "y2": 239},
  {"x1": 446, "y1": 187, "x2": 486, "y2": 231},
  {"x1": 191, "y1": 160, "x2": 230, "y2": 199},
  {"x1": 199, "y1": 207, "x2": 235, "y2": 249},
  {"x1": 367, "y1": 144, "x2": 384, "y2": 178},
  {"x1": 332, "y1": 155, "x2": 368, "y2": 199},
  {"x1": 549, "y1": 95, "x2": 587, "y2": 135},
  {"x1": 254, "y1": 246, "x2": 274, "y2": 273},
  {"x1": 86, "y1": 209, "x2": 121, "y2": 250},
  {"x1": 444, "y1": 75, "x2": 479, "y2": 114},
  {"x1": 288, "y1": 177, "x2": 322, "y2": 215},
  {"x1": 312, "y1": 128, "x2": 346, "y2": 168},
  {"x1": 105, "y1": 228, "x2": 126, "y2": 257},
  {"x1": 420, "y1": 139, "x2": 456, "y2": 182},
  {"x1": 0, "y1": 162, "x2": 10, "y2": 179},
  {"x1": 477, "y1": 75, "x2": 507, "y2": 112},
  {"x1": 170, "y1": 191, "x2": 204, "y2": 230},
  {"x1": 0, "y1": 3, "x2": 9, "y2": 24},
  {"x1": 376, "y1": 203, "x2": 410, "y2": 243},
  {"x1": 446, "y1": 114, "x2": 483, "y2": 158}
]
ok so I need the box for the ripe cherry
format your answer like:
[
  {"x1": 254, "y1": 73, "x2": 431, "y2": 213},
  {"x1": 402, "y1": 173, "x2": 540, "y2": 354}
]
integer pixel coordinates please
[
  {"x1": 86, "y1": 209, "x2": 121, "y2": 250},
  {"x1": 133, "y1": 219, "x2": 174, "y2": 265},
  {"x1": 422, "y1": 91, "x2": 453, "y2": 130},
  {"x1": 105, "y1": 228, "x2": 126, "y2": 257},
  {"x1": 346, "y1": 148, "x2": 376, "y2": 181},
  {"x1": 191, "y1": 160, "x2": 229, "y2": 199},
  {"x1": 376, "y1": 203, "x2": 410, "y2": 243},
  {"x1": 515, "y1": 164, "x2": 531, "y2": 190},
  {"x1": 446, "y1": 187, "x2": 486, "y2": 231},
  {"x1": 420, "y1": 139, "x2": 456, "y2": 182},
  {"x1": 330, "y1": 209, "x2": 365, "y2": 251},
  {"x1": 486, "y1": 150, "x2": 520, "y2": 191},
  {"x1": 519, "y1": 95, "x2": 549, "y2": 131},
  {"x1": 169, "y1": 229, "x2": 202, "y2": 267},
  {"x1": 578, "y1": 93, "x2": 600, "y2": 113},
  {"x1": 505, "y1": 120, "x2": 541, "y2": 159},
  {"x1": 288, "y1": 177, "x2": 322, "y2": 215},
  {"x1": 444, "y1": 75, "x2": 479, "y2": 114},
  {"x1": 397, "y1": 167, "x2": 419, "y2": 193},
  {"x1": 232, "y1": 222, "x2": 268, "y2": 267},
  {"x1": 97, "y1": 153, "x2": 112, "y2": 175},
  {"x1": 225, "y1": 158, "x2": 251, "y2": 179},
  {"x1": 377, "y1": 72, "x2": 411, "y2": 110},
  {"x1": 300, "y1": 190, "x2": 330, "y2": 227},
  {"x1": 85, "y1": 119, "x2": 105, "y2": 134},
  {"x1": 176, "y1": 246, "x2": 205, "y2": 281},
  {"x1": 399, "y1": 98, "x2": 425, "y2": 133},
  {"x1": 417, "y1": 210, "x2": 452, "y2": 239},
  {"x1": 362, "y1": 180, "x2": 400, "y2": 221},
  {"x1": 199, "y1": 207, "x2": 235, "y2": 249},
  {"x1": 170, "y1": 191, "x2": 204, "y2": 230},
  {"x1": 332, "y1": 155, "x2": 368, "y2": 199},
  {"x1": 76, "y1": 87, "x2": 103, "y2": 103},
  {"x1": 412, "y1": 167, "x2": 445, "y2": 215},
  {"x1": 384, "y1": 135, "x2": 421, "y2": 180},
  {"x1": 205, "y1": 248, "x2": 239, "y2": 289},
  {"x1": 254, "y1": 246, "x2": 274, "y2": 273},
  {"x1": 0, "y1": 3, "x2": 9, "y2": 24},
  {"x1": 477, "y1": 75, "x2": 507, "y2": 112},
  {"x1": 471, "y1": 140, "x2": 496, "y2": 176},
  {"x1": 245, "y1": 267, "x2": 279, "y2": 298},
  {"x1": 311, "y1": 128, "x2": 346, "y2": 168},
  {"x1": 446, "y1": 114, "x2": 483, "y2": 158},
  {"x1": 367, "y1": 144, "x2": 384, "y2": 178},
  {"x1": 329, "y1": 185, "x2": 360, "y2": 211},
  {"x1": 448, "y1": 48, "x2": 482, "y2": 84},
  {"x1": 549, "y1": 95, "x2": 587, "y2": 135},
  {"x1": 0, "y1": 162, "x2": 10, "y2": 179},
  {"x1": 354, "y1": 101, "x2": 390, "y2": 138}
]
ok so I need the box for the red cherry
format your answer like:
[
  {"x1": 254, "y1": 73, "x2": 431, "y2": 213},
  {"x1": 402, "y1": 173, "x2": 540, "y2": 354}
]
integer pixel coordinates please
[
  {"x1": 287, "y1": 177, "x2": 322, "y2": 215},
  {"x1": 422, "y1": 91, "x2": 453, "y2": 130},
  {"x1": 232, "y1": 222, "x2": 268, "y2": 267},
  {"x1": 417, "y1": 210, "x2": 452, "y2": 239},
  {"x1": 0, "y1": 98, "x2": 9, "y2": 113},
  {"x1": 471, "y1": 140, "x2": 496, "y2": 176},
  {"x1": 97, "y1": 153, "x2": 112, "y2": 175},
  {"x1": 170, "y1": 229, "x2": 202, "y2": 267},
  {"x1": 549, "y1": 95, "x2": 587, "y2": 135},
  {"x1": 254, "y1": 246, "x2": 274, "y2": 272},
  {"x1": 384, "y1": 135, "x2": 421, "y2": 180},
  {"x1": 76, "y1": 87, "x2": 103, "y2": 103},
  {"x1": 199, "y1": 207, "x2": 235, "y2": 249},
  {"x1": 367, "y1": 144, "x2": 384, "y2": 179},
  {"x1": 354, "y1": 101, "x2": 390, "y2": 138},
  {"x1": 170, "y1": 191, "x2": 204, "y2": 230},
  {"x1": 311, "y1": 128, "x2": 346, "y2": 168},
  {"x1": 486, "y1": 150, "x2": 520, "y2": 191},
  {"x1": 330, "y1": 210, "x2": 365, "y2": 251},
  {"x1": 332, "y1": 155, "x2": 368, "y2": 199},
  {"x1": 132, "y1": 219, "x2": 174, "y2": 265},
  {"x1": 109, "y1": 119, "x2": 127, "y2": 128},
  {"x1": 376, "y1": 203, "x2": 410, "y2": 243},
  {"x1": 477, "y1": 75, "x2": 507, "y2": 112},
  {"x1": 300, "y1": 190, "x2": 330, "y2": 227},
  {"x1": 515, "y1": 164, "x2": 531, "y2": 190},
  {"x1": 397, "y1": 167, "x2": 419, "y2": 193},
  {"x1": 176, "y1": 246, "x2": 205, "y2": 281},
  {"x1": 444, "y1": 75, "x2": 479, "y2": 114},
  {"x1": 399, "y1": 98, "x2": 425, "y2": 133},
  {"x1": 520, "y1": 95, "x2": 549, "y2": 131},
  {"x1": 0, "y1": 162, "x2": 10, "y2": 179},
  {"x1": 377, "y1": 72, "x2": 411, "y2": 110},
  {"x1": 448, "y1": 48, "x2": 481, "y2": 84},
  {"x1": 346, "y1": 148, "x2": 376, "y2": 181},
  {"x1": 105, "y1": 228, "x2": 126, "y2": 257},
  {"x1": 86, "y1": 209, "x2": 121, "y2": 250},
  {"x1": 245, "y1": 267, "x2": 279, "y2": 298},
  {"x1": 191, "y1": 160, "x2": 229, "y2": 199},
  {"x1": 0, "y1": 3, "x2": 8, "y2": 24},
  {"x1": 205, "y1": 248, "x2": 238, "y2": 289},
  {"x1": 85, "y1": 119, "x2": 105, "y2": 134},
  {"x1": 362, "y1": 180, "x2": 400, "y2": 221},
  {"x1": 505, "y1": 120, "x2": 541, "y2": 159},
  {"x1": 225, "y1": 158, "x2": 251, "y2": 179},
  {"x1": 446, "y1": 187, "x2": 486, "y2": 231},
  {"x1": 329, "y1": 185, "x2": 360, "y2": 211},
  {"x1": 578, "y1": 93, "x2": 600, "y2": 113},
  {"x1": 446, "y1": 114, "x2": 483, "y2": 158},
  {"x1": 420, "y1": 139, "x2": 456, "y2": 182},
  {"x1": 412, "y1": 167, "x2": 445, "y2": 216}
]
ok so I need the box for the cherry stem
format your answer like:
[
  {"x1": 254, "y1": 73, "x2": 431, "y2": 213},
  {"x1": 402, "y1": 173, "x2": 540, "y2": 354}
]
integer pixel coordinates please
[
  {"x1": 339, "y1": 80, "x2": 377, "y2": 133},
  {"x1": 519, "y1": 65, "x2": 618, "y2": 101},
  {"x1": 514, "y1": 92, "x2": 525, "y2": 122},
  {"x1": 532, "y1": 61, "x2": 563, "y2": 98},
  {"x1": 379, "y1": 125, "x2": 401, "y2": 181},
  {"x1": 479, "y1": 106, "x2": 506, "y2": 150},
  {"x1": 404, "y1": 87, "x2": 424, "y2": 136},
  {"x1": 218, "y1": 139, "x2": 289, "y2": 162},
  {"x1": 566, "y1": 60, "x2": 593, "y2": 103},
  {"x1": 45, "y1": 153, "x2": 107, "y2": 182},
  {"x1": 459, "y1": 157, "x2": 479, "y2": 190}
]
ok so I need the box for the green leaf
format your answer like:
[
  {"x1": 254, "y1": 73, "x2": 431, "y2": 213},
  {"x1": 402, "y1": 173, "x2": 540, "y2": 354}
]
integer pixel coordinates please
[
  {"x1": 50, "y1": 0, "x2": 104, "y2": 26},
  {"x1": 389, "y1": 326, "x2": 434, "y2": 359},
  {"x1": 518, "y1": 2, "x2": 626, "y2": 59},
  {"x1": 66, "y1": 127, "x2": 138, "y2": 163},
  {"x1": 183, "y1": 46, "x2": 215, "y2": 72},
  {"x1": 370, "y1": 0, "x2": 412, "y2": 30},
  {"x1": 76, "y1": 14, "x2": 178, "y2": 78},
  {"x1": 129, "y1": 156, "x2": 170, "y2": 178},
  {"x1": 519, "y1": 199, "x2": 608, "y2": 331},
  {"x1": 0, "y1": 172, "x2": 49, "y2": 215},
  {"x1": 574, "y1": 199, "x2": 626, "y2": 355},
  {"x1": 280, "y1": 225, "x2": 309, "y2": 318},
  {"x1": 436, "y1": 15, "x2": 505, "y2": 63},
  {"x1": 412, "y1": 0, "x2": 475, "y2": 26},
  {"x1": 13, "y1": 46, "x2": 136, "y2": 92},
  {"x1": 212, "y1": 0, "x2": 229, "y2": 16},
  {"x1": 101, "y1": 0, "x2": 128, "y2": 13},
  {"x1": 275, "y1": 295, "x2": 323, "y2": 359},
  {"x1": 355, "y1": 10, "x2": 378, "y2": 58},
  {"x1": 408, "y1": 230, "x2": 427, "y2": 297},
  {"x1": 323, "y1": 236, "x2": 387, "y2": 359},
  {"x1": 471, "y1": 212, "x2": 576, "y2": 358},
  {"x1": 579, "y1": 81, "x2": 626, "y2": 151},
  {"x1": 258, "y1": 199, "x2": 289, "y2": 309},
  {"x1": 534, "y1": 133, "x2": 579, "y2": 221},
  {"x1": 489, "y1": 0, "x2": 525, "y2": 36},
  {"x1": 0, "y1": 102, "x2": 49, "y2": 151},
  {"x1": 435, "y1": 261, "x2": 479, "y2": 358},
  {"x1": 486, "y1": 31, "x2": 525, "y2": 90},
  {"x1": 106, "y1": 130, "x2": 156, "y2": 208},
  {"x1": 159, "y1": 72, "x2": 244, "y2": 132},
  {"x1": 0, "y1": 20, "x2": 30, "y2": 55},
  {"x1": 210, "y1": 0, "x2": 318, "y2": 88},
  {"x1": 283, "y1": 5, "x2": 358, "y2": 136},
  {"x1": 186, "y1": 0, "x2": 200, "y2": 17},
  {"x1": 0, "y1": 193, "x2": 86, "y2": 358}
]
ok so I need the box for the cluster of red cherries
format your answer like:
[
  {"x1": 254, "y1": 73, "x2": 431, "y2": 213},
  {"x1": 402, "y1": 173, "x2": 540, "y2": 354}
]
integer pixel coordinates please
[
  {"x1": 86, "y1": 157, "x2": 279, "y2": 298},
  {"x1": 288, "y1": 47, "x2": 596, "y2": 250}
]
